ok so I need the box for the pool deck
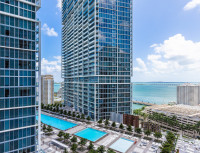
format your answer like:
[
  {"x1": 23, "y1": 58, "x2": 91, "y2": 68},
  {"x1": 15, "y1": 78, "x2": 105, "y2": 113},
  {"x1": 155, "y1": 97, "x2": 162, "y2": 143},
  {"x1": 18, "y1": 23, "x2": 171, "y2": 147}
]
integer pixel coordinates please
[{"x1": 40, "y1": 111, "x2": 162, "y2": 153}]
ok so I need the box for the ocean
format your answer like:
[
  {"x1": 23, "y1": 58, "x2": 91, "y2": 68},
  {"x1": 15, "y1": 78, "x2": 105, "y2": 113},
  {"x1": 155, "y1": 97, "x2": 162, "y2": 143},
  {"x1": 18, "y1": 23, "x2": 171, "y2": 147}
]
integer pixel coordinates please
[
  {"x1": 54, "y1": 82, "x2": 193, "y2": 110},
  {"x1": 132, "y1": 82, "x2": 182, "y2": 110}
]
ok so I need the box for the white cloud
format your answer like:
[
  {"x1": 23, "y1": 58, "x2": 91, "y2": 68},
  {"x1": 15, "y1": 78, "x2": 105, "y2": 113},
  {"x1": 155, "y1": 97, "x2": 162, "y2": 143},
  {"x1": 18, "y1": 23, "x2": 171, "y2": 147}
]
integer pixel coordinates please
[
  {"x1": 134, "y1": 58, "x2": 147, "y2": 72},
  {"x1": 133, "y1": 34, "x2": 200, "y2": 82},
  {"x1": 57, "y1": 0, "x2": 62, "y2": 11},
  {"x1": 184, "y1": 0, "x2": 200, "y2": 10},
  {"x1": 42, "y1": 24, "x2": 58, "y2": 37},
  {"x1": 41, "y1": 56, "x2": 63, "y2": 82}
]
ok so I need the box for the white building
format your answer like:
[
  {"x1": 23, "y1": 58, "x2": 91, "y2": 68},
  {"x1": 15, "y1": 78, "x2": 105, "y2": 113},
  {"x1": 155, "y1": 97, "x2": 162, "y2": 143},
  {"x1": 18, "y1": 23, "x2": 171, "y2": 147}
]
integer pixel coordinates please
[
  {"x1": 177, "y1": 83, "x2": 200, "y2": 106},
  {"x1": 41, "y1": 75, "x2": 54, "y2": 105}
]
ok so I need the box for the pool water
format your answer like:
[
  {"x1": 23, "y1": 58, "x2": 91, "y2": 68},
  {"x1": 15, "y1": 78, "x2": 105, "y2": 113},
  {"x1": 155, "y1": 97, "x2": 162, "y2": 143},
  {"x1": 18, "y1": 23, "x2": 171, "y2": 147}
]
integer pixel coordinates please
[
  {"x1": 37, "y1": 114, "x2": 77, "y2": 130},
  {"x1": 75, "y1": 128, "x2": 107, "y2": 142},
  {"x1": 110, "y1": 138, "x2": 134, "y2": 153}
]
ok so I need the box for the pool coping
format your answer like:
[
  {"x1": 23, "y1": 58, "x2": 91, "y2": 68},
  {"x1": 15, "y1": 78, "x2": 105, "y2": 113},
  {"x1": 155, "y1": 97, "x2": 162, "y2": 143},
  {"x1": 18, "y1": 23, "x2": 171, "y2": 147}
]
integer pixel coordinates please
[
  {"x1": 40, "y1": 112, "x2": 79, "y2": 131},
  {"x1": 73, "y1": 128, "x2": 109, "y2": 143},
  {"x1": 108, "y1": 137, "x2": 136, "y2": 153}
]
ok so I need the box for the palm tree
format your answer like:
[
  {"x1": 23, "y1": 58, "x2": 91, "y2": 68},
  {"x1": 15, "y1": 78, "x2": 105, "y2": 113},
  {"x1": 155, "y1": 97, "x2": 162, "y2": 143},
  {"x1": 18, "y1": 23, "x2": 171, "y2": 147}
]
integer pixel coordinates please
[
  {"x1": 46, "y1": 125, "x2": 53, "y2": 135},
  {"x1": 79, "y1": 138, "x2": 87, "y2": 151},
  {"x1": 81, "y1": 114, "x2": 85, "y2": 120},
  {"x1": 88, "y1": 142, "x2": 94, "y2": 151},
  {"x1": 111, "y1": 122, "x2": 116, "y2": 128},
  {"x1": 64, "y1": 133, "x2": 70, "y2": 143},
  {"x1": 105, "y1": 119, "x2": 109, "y2": 127},
  {"x1": 42, "y1": 124, "x2": 46, "y2": 132},
  {"x1": 68, "y1": 111, "x2": 71, "y2": 116},
  {"x1": 71, "y1": 136, "x2": 77, "y2": 143},
  {"x1": 71, "y1": 143, "x2": 78, "y2": 153},
  {"x1": 98, "y1": 119, "x2": 103, "y2": 125},
  {"x1": 57, "y1": 131, "x2": 64, "y2": 140},
  {"x1": 97, "y1": 145, "x2": 105, "y2": 153},
  {"x1": 87, "y1": 116, "x2": 91, "y2": 122}
]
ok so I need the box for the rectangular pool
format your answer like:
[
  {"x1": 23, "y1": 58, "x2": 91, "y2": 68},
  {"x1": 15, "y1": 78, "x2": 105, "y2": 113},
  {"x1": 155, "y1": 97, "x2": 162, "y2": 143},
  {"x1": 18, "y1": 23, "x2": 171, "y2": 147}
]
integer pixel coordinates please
[
  {"x1": 37, "y1": 114, "x2": 77, "y2": 130},
  {"x1": 74, "y1": 128, "x2": 107, "y2": 142},
  {"x1": 110, "y1": 138, "x2": 134, "y2": 153}
]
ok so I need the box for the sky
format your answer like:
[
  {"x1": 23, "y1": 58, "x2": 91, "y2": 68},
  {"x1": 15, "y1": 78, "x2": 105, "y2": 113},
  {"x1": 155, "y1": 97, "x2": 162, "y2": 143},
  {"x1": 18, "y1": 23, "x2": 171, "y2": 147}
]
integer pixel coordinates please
[{"x1": 38, "y1": 0, "x2": 200, "y2": 82}]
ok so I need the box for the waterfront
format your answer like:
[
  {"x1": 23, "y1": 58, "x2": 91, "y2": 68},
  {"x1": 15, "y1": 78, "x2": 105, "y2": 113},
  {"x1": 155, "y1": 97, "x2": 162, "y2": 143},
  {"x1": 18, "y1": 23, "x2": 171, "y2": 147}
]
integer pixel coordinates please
[{"x1": 132, "y1": 82, "x2": 182, "y2": 110}]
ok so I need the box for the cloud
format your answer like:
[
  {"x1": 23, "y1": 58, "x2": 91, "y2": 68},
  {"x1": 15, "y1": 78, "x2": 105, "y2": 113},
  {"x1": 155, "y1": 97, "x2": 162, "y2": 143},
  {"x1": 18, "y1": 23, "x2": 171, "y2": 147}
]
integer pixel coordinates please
[
  {"x1": 42, "y1": 24, "x2": 58, "y2": 37},
  {"x1": 134, "y1": 58, "x2": 147, "y2": 72},
  {"x1": 133, "y1": 34, "x2": 200, "y2": 82},
  {"x1": 41, "y1": 56, "x2": 62, "y2": 82},
  {"x1": 184, "y1": 0, "x2": 200, "y2": 10},
  {"x1": 57, "y1": 0, "x2": 62, "y2": 11}
]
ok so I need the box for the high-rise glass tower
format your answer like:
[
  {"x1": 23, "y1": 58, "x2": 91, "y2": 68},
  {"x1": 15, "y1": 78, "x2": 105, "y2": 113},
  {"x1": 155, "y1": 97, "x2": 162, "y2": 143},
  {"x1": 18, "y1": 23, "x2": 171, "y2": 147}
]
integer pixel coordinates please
[
  {"x1": 62, "y1": 0, "x2": 132, "y2": 120},
  {"x1": 0, "y1": 0, "x2": 41, "y2": 152}
]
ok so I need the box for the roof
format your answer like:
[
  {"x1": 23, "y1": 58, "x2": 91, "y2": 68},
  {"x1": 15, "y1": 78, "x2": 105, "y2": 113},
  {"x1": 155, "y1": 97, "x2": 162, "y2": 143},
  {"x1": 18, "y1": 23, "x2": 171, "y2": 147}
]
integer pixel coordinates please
[{"x1": 146, "y1": 104, "x2": 200, "y2": 117}]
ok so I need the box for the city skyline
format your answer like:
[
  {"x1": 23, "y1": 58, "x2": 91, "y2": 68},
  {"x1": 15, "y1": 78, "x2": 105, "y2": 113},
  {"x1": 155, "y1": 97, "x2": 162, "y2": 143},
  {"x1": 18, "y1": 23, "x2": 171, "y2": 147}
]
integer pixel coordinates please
[{"x1": 38, "y1": 0, "x2": 200, "y2": 82}]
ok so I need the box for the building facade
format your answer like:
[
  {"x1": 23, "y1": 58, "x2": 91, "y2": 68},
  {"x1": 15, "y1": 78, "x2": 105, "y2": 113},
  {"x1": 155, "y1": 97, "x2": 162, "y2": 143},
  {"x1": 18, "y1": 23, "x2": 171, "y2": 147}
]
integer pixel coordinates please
[
  {"x1": 0, "y1": 0, "x2": 41, "y2": 152},
  {"x1": 145, "y1": 105, "x2": 200, "y2": 138},
  {"x1": 41, "y1": 75, "x2": 54, "y2": 105},
  {"x1": 177, "y1": 83, "x2": 200, "y2": 106},
  {"x1": 62, "y1": 0, "x2": 132, "y2": 120}
]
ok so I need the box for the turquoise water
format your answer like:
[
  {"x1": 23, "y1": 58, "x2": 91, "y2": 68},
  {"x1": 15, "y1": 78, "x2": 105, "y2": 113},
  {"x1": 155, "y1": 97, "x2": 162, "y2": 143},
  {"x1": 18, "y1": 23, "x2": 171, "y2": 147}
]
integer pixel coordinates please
[
  {"x1": 75, "y1": 128, "x2": 107, "y2": 142},
  {"x1": 37, "y1": 114, "x2": 77, "y2": 130},
  {"x1": 110, "y1": 138, "x2": 134, "y2": 153},
  {"x1": 132, "y1": 82, "x2": 182, "y2": 110},
  {"x1": 54, "y1": 83, "x2": 61, "y2": 92}
]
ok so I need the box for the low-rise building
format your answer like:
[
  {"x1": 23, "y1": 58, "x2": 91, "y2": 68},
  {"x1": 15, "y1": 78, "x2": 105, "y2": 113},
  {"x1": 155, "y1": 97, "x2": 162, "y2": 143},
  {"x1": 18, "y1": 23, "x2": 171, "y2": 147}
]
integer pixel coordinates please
[
  {"x1": 41, "y1": 75, "x2": 54, "y2": 105},
  {"x1": 177, "y1": 83, "x2": 200, "y2": 106},
  {"x1": 145, "y1": 104, "x2": 200, "y2": 138}
]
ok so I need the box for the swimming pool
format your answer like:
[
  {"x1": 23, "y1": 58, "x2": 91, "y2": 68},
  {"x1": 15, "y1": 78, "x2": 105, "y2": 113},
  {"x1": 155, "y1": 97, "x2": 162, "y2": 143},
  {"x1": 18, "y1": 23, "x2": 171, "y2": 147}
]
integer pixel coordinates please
[
  {"x1": 37, "y1": 114, "x2": 77, "y2": 130},
  {"x1": 74, "y1": 128, "x2": 107, "y2": 142},
  {"x1": 110, "y1": 138, "x2": 134, "y2": 153}
]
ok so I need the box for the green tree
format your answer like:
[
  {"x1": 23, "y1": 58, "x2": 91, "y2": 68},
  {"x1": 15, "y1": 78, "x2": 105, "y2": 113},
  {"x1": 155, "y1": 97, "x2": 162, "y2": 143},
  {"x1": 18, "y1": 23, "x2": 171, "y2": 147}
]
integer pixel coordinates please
[
  {"x1": 87, "y1": 116, "x2": 91, "y2": 122},
  {"x1": 57, "y1": 131, "x2": 64, "y2": 140},
  {"x1": 64, "y1": 133, "x2": 70, "y2": 143},
  {"x1": 71, "y1": 136, "x2": 77, "y2": 143},
  {"x1": 111, "y1": 122, "x2": 116, "y2": 128},
  {"x1": 71, "y1": 143, "x2": 78, "y2": 153},
  {"x1": 135, "y1": 128, "x2": 142, "y2": 134},
  {"x1": 119, "y1": 123, "x2": 124, "y2": 130},
  {"x1": 64, "y1": 148, "x2": 68, "y2": 153},
  {"x1": 104, "y1": 119, "x2": 109, "y2": 127},
  {"x1": 88, "y1": 142, "x2": 94, "y2": 150},
  {"x1": 46, "y1": 125, "x2": 53, "y2": 134},
  {"x1": 81, "y1": 114, "x2": 85, "y2": 120},
  {"x1": 144, "y1": 130, "x2": 151, "y2": 137},
  {"x1": 64, "y1": 110, "x2": 67, "y2": 115},
  {"x1": 88, "y1": 149, "x2": 98, "y2": 153},
  {"x1": 72, "y1": 112, "x2": 76, "y2": 117},
  {"x1": 68, "y1": 111, "x2": 71, "y2": 116},
  {"x1": 127, "y1": 125, "x2": 132, "y2": 132},
  {"x1": 42, "y1": 124, "x2": 46, "y2": 132},
  {"x1": 154, "y1": 132, "x2": 162, "y2": 140},
  {"x1": 97, "y1": 145, "x2": 105, "y2": 153},
  {"x1": 79, "y1": 138, "x2": 87, "y2": 150},
  {"x1": 98, "y1": 119, "x2": 103, "y2": 124}
]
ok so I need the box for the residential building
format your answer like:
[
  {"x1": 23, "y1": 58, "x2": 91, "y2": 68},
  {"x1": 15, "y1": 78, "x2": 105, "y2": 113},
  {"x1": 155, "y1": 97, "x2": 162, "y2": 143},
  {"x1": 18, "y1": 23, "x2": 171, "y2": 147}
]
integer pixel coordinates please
[
  {"x1": 62, "y1": 0, "x2": 133, "y2": 120},
  {"x1": 41, "y1": 75, "x2": 54, "y2": 105},
  {"x1": 0, "y1": 0, "x2": 41, "y2": 152},
  {"x1": 177, "y1": 83, "x2": 200, "y2": 106},
  {"x1": 145, "y1": 104, "x2": 200, "y2": 138}
]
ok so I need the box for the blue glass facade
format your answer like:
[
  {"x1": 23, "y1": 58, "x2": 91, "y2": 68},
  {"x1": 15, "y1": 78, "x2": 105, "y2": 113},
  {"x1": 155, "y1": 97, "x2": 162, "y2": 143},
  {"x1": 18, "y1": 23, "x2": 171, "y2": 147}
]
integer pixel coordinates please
[
  {"x1": 62, "y1": 0, "x2": 132, "y2": 120},
  {"x1": 0, "y1": 0, "x2": 41, "y2": 152}
]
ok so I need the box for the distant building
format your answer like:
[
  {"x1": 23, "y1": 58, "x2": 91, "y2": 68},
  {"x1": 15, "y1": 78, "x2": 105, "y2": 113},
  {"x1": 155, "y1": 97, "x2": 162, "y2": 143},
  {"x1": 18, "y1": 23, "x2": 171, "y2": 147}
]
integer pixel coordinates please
[
  {"x1": 110, "y1": 113, "x2": 139, "y2": 128},
  {"x1": 145, "y1": 104, "x2": 200, "y2": 138},
  {"x1": 177, "y1": 83, "x2": 200, "y2": 106},
  {"x1": 41, "y1": 75, "x2": 54, "y2": 105}
]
